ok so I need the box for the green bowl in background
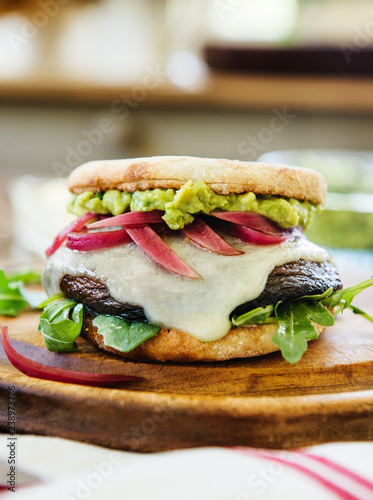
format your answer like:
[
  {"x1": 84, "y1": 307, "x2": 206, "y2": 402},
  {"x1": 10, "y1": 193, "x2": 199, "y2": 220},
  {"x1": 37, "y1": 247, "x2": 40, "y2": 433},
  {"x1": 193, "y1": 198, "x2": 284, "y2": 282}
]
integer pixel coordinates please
[{"x1": 258, "y1": 150, "x2": 373, "y2": 249}]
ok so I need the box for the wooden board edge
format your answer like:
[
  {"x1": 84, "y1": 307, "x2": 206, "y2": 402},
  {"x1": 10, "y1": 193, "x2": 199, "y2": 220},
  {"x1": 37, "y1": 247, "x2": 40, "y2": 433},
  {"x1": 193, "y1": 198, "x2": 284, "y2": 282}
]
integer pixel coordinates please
[{"x1": 1, "y1": 371, "x2": 373, "y2": 452}]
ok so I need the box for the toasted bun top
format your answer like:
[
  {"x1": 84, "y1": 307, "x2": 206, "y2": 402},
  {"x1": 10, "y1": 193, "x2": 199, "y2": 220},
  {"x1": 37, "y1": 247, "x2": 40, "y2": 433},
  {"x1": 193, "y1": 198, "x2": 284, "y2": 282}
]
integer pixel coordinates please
[{"x1": 68, "y1": 156, "x2": 327, "y2": 204}]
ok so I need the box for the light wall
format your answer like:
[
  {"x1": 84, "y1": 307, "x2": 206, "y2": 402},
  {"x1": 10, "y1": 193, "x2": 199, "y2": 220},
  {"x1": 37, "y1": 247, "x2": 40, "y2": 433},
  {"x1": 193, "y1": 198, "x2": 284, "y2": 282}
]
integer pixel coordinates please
[{"x1": 1, "y1": 103, "x2": 373, "y2": 176}]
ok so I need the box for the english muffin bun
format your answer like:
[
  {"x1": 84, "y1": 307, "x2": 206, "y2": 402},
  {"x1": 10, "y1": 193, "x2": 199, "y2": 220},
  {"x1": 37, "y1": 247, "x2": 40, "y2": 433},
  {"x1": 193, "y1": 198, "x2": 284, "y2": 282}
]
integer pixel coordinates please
[
  {"x1": 68, "y1": 156, "x2": 327, "y2": 204},
  {"x1": 81, "y1": 314, "x2": 327, "y2": 362}
]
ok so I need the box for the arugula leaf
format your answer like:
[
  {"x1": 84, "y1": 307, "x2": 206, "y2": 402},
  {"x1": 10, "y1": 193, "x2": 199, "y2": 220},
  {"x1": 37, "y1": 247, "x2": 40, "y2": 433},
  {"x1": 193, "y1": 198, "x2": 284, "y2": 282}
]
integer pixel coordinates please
[
  {"x1": 273, "y1": 303, "x2": 315, "y2": 364},
  {"x1": 232, "y1": 304, "x2": 275, "y2": 327},
  {"x1": 231, "y1": 277, "x2": 373, "y2": 364},
  {"x1": 0, "y1": 270, "x2": 28, "y2": 317},
  {"x1": 0, "y1": 268, "x2": 43, "y2": 317},
  {"x1": 38, "y1": 297, "x2": 83, "y2": 352},
  {"x1": 273, "y1": 300, "x2": 334, "y2": 363},
  {"x1": 322, "y1": 278, "x2": 373, "y2": 312},
  {"x1": 296, "y1": 300, "x2": 334, "y2": 327},
  {"x1": 38, "y1": 293, "x2": 66, "y2": 309},
  {"x1": 6, "y1": 268, "x2": 41, "y2": 285},
  {"x1": 38, "y1": 296, "x2": 160, "y2": 354},
  {"x1": 348, "y1": 304, "x2": 373, "y2": 322},
  {"x1": 92, "y1": 315, "x2": 159, "y2": 353},
  {"x1": 296, "y1": 287, "x2": 334, "y2": 303}
]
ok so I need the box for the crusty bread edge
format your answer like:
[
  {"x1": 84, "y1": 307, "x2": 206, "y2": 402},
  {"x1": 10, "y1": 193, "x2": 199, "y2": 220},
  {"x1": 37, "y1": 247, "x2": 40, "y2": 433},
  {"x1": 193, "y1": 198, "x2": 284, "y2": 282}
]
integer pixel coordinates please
[
  {"x1": 68, "y1": 156, "x2": 327, "y2": 205},
  {"x1": 81, "y1": 313, "x2": 326, "y2": 362}
]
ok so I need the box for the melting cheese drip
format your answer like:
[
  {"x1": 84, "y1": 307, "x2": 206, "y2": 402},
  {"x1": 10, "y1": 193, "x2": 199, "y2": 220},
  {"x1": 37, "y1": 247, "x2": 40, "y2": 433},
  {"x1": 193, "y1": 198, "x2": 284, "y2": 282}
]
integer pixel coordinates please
[{"x1": 43, "y1": 235, "x2": 331, "y2": 342}]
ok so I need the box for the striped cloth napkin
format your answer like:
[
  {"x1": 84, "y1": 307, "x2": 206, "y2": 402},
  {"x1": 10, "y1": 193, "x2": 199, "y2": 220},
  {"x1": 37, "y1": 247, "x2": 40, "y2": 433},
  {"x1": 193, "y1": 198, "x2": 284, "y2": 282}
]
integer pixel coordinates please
[{"x1": 0, "y1": 435, "x2": 372, "y2": 499}]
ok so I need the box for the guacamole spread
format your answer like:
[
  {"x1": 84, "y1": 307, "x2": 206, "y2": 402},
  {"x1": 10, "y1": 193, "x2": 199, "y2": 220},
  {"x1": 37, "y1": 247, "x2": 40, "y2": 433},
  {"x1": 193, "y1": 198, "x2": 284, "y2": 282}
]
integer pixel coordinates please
[{"x1": 69, "y1": 181, "x2": 321, "y2": 229}]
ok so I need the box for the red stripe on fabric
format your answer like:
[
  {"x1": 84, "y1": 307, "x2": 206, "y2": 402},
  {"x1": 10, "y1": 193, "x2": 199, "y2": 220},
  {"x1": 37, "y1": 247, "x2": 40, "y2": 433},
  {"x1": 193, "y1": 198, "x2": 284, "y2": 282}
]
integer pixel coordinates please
[
  {"x1": 300, "y1": 452, "x2": 373, "y2": 492},
  {"x1": 231, "y1": 448, "x2": 362, "y2": 500}
]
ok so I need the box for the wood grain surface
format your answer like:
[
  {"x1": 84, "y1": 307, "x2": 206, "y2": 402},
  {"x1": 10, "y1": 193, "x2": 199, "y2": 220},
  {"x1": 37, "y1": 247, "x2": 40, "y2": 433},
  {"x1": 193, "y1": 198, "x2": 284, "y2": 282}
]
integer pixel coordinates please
[{"x1": 0, "y1": 284, "x2": 373, "y2": 452}]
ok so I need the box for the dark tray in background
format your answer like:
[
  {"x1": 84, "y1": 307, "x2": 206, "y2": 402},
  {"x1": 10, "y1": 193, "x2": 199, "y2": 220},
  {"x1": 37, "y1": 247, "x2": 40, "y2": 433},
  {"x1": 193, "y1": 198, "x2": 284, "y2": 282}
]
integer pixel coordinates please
[{"x1": 204, "y1": 45, "x2": 373, "y2": 75}]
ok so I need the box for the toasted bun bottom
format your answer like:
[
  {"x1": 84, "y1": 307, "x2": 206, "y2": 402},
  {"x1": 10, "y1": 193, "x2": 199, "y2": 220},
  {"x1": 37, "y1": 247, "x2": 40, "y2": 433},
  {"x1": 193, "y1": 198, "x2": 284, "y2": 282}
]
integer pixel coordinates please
[{"x1": 81, "y1": 314, "x2": 326, "y2": 362}]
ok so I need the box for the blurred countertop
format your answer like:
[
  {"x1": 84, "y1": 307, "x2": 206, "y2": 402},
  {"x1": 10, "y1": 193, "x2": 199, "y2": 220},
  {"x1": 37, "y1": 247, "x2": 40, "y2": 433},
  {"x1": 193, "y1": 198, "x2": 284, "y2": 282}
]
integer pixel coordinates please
[{"x1": 2, "y1": 72, "x2": 373, "y2": 114}]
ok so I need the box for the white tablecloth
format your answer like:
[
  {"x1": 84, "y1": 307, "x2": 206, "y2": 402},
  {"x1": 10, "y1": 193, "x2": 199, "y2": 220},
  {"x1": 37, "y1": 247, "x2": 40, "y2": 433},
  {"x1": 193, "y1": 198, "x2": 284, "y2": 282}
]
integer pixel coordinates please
[{"x1": 1, "y1": 436, "x2": 373, "y2": 499}]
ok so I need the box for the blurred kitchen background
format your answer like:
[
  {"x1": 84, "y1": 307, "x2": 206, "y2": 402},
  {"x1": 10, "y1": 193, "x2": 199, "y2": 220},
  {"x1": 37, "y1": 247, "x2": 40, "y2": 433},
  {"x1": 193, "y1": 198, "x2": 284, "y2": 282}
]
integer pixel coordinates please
[{"x1": 1, "y1": 0, "x2": 373, "y2": 262}]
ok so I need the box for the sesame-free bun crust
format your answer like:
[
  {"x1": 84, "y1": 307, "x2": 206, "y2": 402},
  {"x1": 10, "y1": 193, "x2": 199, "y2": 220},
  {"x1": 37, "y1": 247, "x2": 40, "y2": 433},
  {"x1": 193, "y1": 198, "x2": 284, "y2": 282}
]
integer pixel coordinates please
[
  {"x1": 81, "y1": 313, "x2": 326, "y2": 362},
  {"x1": 68, "y1": 156, "x2": 327, "y2": 205}
]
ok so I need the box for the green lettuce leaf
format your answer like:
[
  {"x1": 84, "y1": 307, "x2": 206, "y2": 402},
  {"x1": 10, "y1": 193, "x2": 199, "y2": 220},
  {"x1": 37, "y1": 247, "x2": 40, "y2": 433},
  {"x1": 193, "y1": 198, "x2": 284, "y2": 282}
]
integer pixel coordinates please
[
  {"x1": 38, "y1": 297, "x2": 83, "y2": 352},
  {"x1": 92, "y1": 315, "x2": 159, "y2": 353}
]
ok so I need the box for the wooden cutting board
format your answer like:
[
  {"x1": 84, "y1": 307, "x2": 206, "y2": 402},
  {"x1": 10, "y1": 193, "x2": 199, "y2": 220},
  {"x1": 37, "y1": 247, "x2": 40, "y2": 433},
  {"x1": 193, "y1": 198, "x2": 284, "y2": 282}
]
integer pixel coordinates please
[{"x1": 1, "y1": 278, "x2": 373, "y2": 452}]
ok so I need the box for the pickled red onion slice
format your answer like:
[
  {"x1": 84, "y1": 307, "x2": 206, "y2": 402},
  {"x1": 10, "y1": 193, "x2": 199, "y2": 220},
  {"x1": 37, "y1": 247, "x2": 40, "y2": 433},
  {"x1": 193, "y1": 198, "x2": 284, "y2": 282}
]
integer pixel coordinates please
[
  {"x1": 66, "y1": 229, "x2": 131, "y2": 252},
  {"x1": 1, "y1": 325, "x2": 142, "y2": 386},
  {"x1": 231, "y1": 224, "x2": 300, "y2": 245},
  {"x1": 126, "y1": 225, "x2": 201, "y2": 279},
  {"x1": 211, "y1": 212, "x2": 289, "y2": 236},
  {"x1": 182, "y1": 217, "x2": 242, "y2": 256},
  {"x1": 87, "y1": 210, "x2": 164, "y2": 229},
  {"x1": 46, "y1": 212, "x2": 98, "y2": 258}
]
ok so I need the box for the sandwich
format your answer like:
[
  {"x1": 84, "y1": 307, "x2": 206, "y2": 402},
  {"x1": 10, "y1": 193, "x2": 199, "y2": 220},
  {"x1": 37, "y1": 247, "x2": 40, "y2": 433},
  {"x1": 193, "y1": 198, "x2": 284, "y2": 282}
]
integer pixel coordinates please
[{"x1": 40, "y1": 156, "x2": 373, "y2": 363}]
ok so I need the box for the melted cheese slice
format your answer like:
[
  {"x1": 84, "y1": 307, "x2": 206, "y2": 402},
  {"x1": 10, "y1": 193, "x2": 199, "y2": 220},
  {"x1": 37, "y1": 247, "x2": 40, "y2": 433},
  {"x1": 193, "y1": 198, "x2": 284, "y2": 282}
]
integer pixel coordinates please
[{"x1": 43, "y1": 235, "x2": 331, "y2": 342}]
